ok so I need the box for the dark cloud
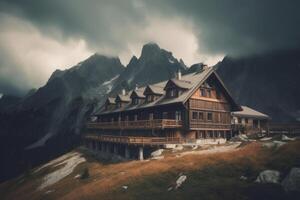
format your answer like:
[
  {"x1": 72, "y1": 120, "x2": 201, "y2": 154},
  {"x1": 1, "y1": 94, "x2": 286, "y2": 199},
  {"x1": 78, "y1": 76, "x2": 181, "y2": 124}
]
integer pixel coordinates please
[
  {"x1": 0, "y1": 0, "x2": 300, "y2": 95},
  {"x1": 0, "y1": 0, "x2": 147, "y2": 51},
  {"x1": 145, "y1": 0, "x2": 300, "y2": 56}
]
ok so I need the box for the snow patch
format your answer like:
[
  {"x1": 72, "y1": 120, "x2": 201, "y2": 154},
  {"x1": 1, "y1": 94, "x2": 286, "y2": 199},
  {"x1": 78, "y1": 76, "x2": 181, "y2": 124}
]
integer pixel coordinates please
[
  {"x1": 25, "y1": 132, "x2": 54, "y2": 150},
  {"x1": 178, "y1": 142, "x2": 241, "y2": 157},
  {"x1": 168, "y1": 58, "x2": 175, "y2": 64},
  {"x1": 282, "y1": 135, "x2": 296, "y2": 141},
  {"x1": 102, "y1": 75, "x2": 119, "y2": 93},
  {"x1": 34, "y1": 152, "x2": 79, "y2": 173},
  {"x1": 38, "y1": 153, "x2": 86, "y2": 190}
]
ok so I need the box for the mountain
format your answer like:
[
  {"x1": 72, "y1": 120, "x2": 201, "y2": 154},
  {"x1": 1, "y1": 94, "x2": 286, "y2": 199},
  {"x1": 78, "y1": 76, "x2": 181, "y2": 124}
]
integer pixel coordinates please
[
  {"x1": 0, "y1": 54, "x2": 125, "y2": 181},
  {"x1": 111, "y1": 42, "x2": 187, "y2": 93},
  {"x1": 0, "y1": 43, "x2": 188, "y2": 182},
  {"x1": 216, "y1": 48, "x2": 300, "y2": 122},
  {"x1": 1, "y1": 43, "x2": 299, "y2": 182}
]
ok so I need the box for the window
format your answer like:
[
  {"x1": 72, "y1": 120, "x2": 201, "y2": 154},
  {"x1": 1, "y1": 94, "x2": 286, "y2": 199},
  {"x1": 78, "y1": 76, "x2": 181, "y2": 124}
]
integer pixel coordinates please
[
  {"x1": 200, "y1": 88, "x2": 206, "y2": 97},
  {"x1": 147, "y1": 95, "x2": 154, "y2": 102},
  {"x1": 163, "y1": 112, "x2": 168, "y2": 119},
  {"x1": 238, "y1": 117, "x2": 242, "y2": 124},
  {"x1": 245, "y1": 118, "x2": 248, "y2": 123},
  {"x1": 192, "y1": 112, "x2": 198, "y2": 119},
  {"x1": 216, "y1": 89, "x2": 221, "y2": 99},
  {"x1": 132, "y1": 98, "x2": 139, "y2": 105},
  {"x1": 207, "y1": 89, "x2": 211, "y2": 98},
  {"x1": 198, "y1": 112, "x2": 204, "y2": 120},
  {"x1": 207, "y1": 112, "x2": 213, "y2": 121},
  {"x1": 168, "y1": 89, "x2": 176, "y2": 97},
  {"x1": 149, "y1": 113, "x2": 154, "y2": 120},
  {"x1": 134, "y1": 114, "x2": 138, "y2": 121},
  {"x1": 175, "y1": 111, "x2": 181, "y2": 120}
]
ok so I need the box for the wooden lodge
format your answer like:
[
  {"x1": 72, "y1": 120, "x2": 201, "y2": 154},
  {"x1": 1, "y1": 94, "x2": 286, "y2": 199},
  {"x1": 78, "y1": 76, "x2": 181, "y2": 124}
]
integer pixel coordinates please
[{"x1": 84, "y1": 66, "x2": 242, "y2": 159}]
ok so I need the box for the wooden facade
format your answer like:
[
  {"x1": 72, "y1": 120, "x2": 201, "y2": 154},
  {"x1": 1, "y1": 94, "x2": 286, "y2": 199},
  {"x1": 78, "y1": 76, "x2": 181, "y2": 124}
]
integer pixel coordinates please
[{"x1": 85, "y1": 67, "x2": 241, "y2": 154}]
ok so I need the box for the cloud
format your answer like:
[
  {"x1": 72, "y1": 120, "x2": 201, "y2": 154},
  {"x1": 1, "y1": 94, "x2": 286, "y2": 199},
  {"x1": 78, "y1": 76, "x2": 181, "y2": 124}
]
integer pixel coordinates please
[
  {"x1": 0, "y1": 13, "x2": 92, "y2": 95},
  {"x1": 0, "y1": 0, "x2": 299, "y2": 95},
  {"x1": 145, "y1": 0, "x2": 300, "y2": 56}
]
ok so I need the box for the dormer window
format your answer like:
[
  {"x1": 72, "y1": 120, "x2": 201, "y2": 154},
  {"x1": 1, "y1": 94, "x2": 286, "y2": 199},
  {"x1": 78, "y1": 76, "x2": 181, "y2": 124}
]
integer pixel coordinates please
[
  {"x1": 200, "y1": 88, "x2": 206, "y2": 97},
  {"x1": 132, "y1": 98, "x2": 139, "y2": 105},
  {"x1": 146, "y1": 95, "x2": 154, "y2": 102},
  {"x1": 117, "y1": 102, "x2": 122, "y2": 108},
  {"x1": 167, "y1": 88, "x2": 177, "y2": 98}
]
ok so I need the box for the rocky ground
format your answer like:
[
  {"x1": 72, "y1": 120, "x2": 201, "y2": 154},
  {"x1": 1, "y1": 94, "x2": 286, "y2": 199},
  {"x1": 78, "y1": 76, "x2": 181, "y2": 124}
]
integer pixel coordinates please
[{"x1": 1, "y1": 135, "x2": 300, "y2": 200}]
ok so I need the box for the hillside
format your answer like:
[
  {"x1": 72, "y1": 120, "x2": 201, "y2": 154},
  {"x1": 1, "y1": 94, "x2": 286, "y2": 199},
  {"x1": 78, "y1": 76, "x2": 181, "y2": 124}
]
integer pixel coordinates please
[
  {"x1": 217, "y1": 49, "x2": 300, "y2": 122},
  {"x1": 1, "y1": 138, "x2": 300, "y2": 200}
]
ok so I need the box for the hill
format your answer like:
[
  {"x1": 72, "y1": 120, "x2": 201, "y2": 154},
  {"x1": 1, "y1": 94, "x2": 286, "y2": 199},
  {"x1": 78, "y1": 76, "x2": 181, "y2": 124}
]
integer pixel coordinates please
[{"x1": 1, "y1": 138, "x2": 299, "y2": 200}]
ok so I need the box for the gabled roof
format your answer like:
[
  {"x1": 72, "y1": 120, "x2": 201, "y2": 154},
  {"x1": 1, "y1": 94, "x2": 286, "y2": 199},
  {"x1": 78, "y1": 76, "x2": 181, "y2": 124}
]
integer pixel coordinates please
[
  {"x1": 130, "y1": 88, "x2": 146, "y2": 98},
  {"x1": 164, "y1": 79, "x2": 192, "y2": 90},
  {"x1": 96, "y1": 66, "x2": 241, "y2": 115},
  {"x1": 144, "y1": 85, "x2": 164, "y2": 95},
  {"x1": 115, "y1": 94, "x2": 131, "y2": 102},
  {"x1": 232, "y1": 106, "x2": 270, "y2": 119}
]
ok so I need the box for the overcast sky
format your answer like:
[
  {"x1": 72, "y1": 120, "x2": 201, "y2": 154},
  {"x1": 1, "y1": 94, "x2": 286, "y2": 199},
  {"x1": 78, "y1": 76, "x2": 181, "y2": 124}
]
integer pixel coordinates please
[{"x1": 0, "y1": 0, "x2": 300, "y2": 95}]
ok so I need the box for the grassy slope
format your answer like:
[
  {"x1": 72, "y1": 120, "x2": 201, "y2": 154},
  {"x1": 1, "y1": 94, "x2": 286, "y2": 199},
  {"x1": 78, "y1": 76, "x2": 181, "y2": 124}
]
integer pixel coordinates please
[{"x1": 1, "y1": 141, "x2": 300, "y2": 200}]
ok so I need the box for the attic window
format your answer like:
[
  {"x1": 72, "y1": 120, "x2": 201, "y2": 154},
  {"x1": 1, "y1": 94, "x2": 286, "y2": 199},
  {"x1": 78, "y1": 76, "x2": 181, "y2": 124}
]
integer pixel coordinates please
[
  {"x1": 132, "y1": 98, "x2": 139, "y2": 105},
  {"x1": 216, "y1": 89, "x2": 221, "y2": 99},
  {"x1": 200, "y1": 88, "x2": 206, "y2": 97},
  {"x1": 167, "y1": 89, "x2": 177, "y2": 97},
  {"x1": 146, "y1": 95, "x2": 154, "y2": 102}
]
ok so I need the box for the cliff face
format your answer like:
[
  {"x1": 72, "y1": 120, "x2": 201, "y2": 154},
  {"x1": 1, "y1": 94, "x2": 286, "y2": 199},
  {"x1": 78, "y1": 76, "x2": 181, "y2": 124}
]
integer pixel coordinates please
[{"x1": 216, "y1": 49, "x2": 300, "y2": 122}]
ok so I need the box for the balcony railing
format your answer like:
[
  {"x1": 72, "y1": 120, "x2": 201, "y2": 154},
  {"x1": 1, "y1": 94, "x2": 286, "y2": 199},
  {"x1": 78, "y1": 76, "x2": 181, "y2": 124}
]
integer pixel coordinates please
[
  {"x1": 85, "y1": 134, "x2": 182, "y2": 145},
  {"x1": 87, "y1": 119, "x2": 183, "y2": 130}
]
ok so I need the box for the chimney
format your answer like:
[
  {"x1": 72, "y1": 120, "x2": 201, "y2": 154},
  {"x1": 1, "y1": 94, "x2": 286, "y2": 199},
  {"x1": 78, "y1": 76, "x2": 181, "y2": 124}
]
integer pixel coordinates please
[
  {"x1": 176, "y1": 69, "x2": 182, "y2": 80},
  {"x1": 135, "y1": 84, "x2": 139, "y2": 91},
  {"x1": 122, "y1": 89, "x2": 126, "y2": 95}
]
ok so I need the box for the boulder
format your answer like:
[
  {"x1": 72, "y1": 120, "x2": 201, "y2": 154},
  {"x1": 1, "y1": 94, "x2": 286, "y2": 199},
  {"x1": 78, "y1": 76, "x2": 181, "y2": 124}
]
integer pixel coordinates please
[
  {"x1": 282, "y1": 167, "x2": 300, "y2": 192},
  {"x1": 255, "y1": 170, "x2": 280, "y2": 184},
  {"x1": 282, "y1": 135, "x2": 295, "y2": 141},
  {"x1": 151, "y1": 149, "x2": 164, "y2": 157}
]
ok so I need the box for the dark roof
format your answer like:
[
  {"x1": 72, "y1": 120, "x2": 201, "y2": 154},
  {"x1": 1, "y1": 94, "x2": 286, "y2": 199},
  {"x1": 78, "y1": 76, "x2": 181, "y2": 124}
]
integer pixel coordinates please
[
  {"x1": 232, "y1": 106, "x2": 270, "y2": 119},
  {"x1": 96, "y1": 66, "x2": 240, "y2": 115}
]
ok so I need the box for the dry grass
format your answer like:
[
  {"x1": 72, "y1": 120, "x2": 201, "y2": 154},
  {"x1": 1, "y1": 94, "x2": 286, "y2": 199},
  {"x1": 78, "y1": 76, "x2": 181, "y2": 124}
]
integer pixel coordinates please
[{"x1": 1, "y1": 141, "x2": 299, "y2": 200}]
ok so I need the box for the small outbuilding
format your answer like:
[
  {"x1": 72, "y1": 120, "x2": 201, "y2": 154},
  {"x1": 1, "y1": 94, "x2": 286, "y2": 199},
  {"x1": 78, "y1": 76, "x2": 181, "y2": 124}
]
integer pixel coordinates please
[{"x1": 232, "y1": 106, "x2": 270, "y2": 135}]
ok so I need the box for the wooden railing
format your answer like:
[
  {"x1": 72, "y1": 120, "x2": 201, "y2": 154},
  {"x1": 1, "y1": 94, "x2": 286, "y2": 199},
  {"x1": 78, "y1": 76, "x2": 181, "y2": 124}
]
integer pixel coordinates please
[
  {"x1": 269, "y1": 123, "x2": 300, "y2": 135},
  {"x1": 85, "y1": 134, "x2": 182, "y2": 145},
  {"x1": 189, "y1": 122, "x2": 231, "y2": 130},
  {"x1": 87, "y1": 119, "x2": 183, "y2": 130}
]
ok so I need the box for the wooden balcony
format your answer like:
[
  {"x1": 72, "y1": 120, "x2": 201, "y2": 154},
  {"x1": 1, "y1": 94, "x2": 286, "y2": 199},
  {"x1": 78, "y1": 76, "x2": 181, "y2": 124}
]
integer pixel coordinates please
[
  {"x1": 189, "y1": 122, "x2": 231, "y2": 130},
  {"x1": 87, "y1": 119, "x2": 183, "y2": 130},
  {"x1": 85, "y1": 134, "x2": 182, "y2": 145}
]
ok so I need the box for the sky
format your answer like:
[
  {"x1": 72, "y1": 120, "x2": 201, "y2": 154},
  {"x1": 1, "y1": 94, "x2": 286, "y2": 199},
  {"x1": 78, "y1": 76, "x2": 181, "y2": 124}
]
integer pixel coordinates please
[{"x1": 0, "y1": 0, "x2": 300, "y2": 95}]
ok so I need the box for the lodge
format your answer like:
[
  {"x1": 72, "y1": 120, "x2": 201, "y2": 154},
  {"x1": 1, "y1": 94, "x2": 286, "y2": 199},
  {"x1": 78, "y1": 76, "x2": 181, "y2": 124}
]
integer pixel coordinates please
[{"x1": 84, "y1": 65, "x2": 246, "y2": 160}]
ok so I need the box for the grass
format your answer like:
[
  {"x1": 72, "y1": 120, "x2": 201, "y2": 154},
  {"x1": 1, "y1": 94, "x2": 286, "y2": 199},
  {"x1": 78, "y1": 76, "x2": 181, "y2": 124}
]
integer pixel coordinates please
[{"x1": 1, "y1": 141, "x2": 300, "y2": 200}]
